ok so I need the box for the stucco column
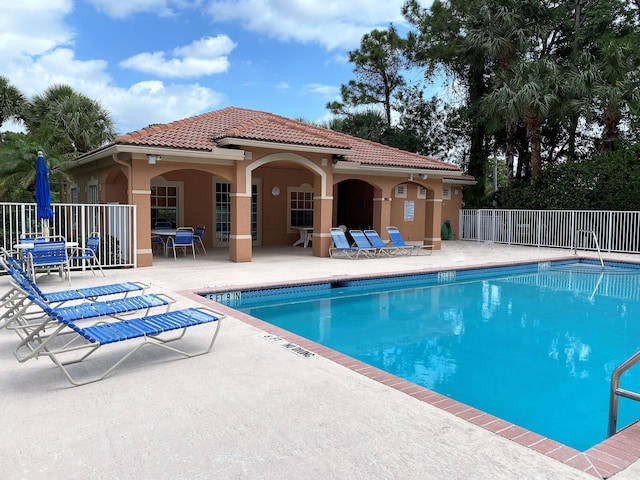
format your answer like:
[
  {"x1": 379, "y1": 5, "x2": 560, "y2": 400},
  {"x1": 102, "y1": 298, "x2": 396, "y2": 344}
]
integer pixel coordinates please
[
  {"x1": 130, "y1": 161, "x2": 153, "y2": 267},
  {"x1": 229, "y1": 160, "x2": 253, "y2": 262},
  {"x1": 425, "y1": 185, "x2": 443, "y2": 250},
  {"x1": 312, "y1": 196, "x2": 333, "y2": 257}
]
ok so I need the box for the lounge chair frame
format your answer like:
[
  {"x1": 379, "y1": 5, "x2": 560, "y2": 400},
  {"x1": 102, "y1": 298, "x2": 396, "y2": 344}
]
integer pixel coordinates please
[
  {"x1": 328, "y1": 228, "x2": 376, "y2": 259},
  {"x1": 364, "y1": 230, "x2": 413, "y2": 256},
  {"x1": 386, "y1": 226, "x2": 434, "y2": 256},
  {"x1": 12, "y1": 289, "x2": 225, "y2": 386}
]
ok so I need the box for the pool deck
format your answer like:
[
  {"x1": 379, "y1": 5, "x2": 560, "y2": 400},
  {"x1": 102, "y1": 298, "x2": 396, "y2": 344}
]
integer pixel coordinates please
[{"x1": 2, "y1": 241, "x2": 640, "y2": 479}]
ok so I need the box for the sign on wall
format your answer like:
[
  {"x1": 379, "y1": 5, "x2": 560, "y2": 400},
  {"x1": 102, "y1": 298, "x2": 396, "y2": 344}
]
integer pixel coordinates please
[{"x1": 404, "y1": 200, "x2": 415, "y2": 221}]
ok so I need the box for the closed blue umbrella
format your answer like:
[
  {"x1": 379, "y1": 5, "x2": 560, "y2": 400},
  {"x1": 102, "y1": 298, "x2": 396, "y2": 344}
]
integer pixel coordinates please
[{"x1": 35, "y1": 151, "x2": 54, "y2": 235}]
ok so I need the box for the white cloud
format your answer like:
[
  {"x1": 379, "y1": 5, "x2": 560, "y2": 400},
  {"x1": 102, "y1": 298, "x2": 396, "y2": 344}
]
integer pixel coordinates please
[
  {"x1": 205, "y1": 0, "x2": 410, "y2": 50},
  {"x1": 120, "y1": 36, "x2": 236, "y2": 78},
  {"x1": 0, "y1": 0, "x2": 75, "y2": 61},
  {"x1": 86, "y1": 0, "x2": 183, "y2": 19},
  {"x1": 107, "y1": 81, "x2": 225, "y2": 133},
  {"x1": 306, "y1": 83, "x2": 339, "y2": 99},
  {"x1": 0, "y1": 3, "x2": 225, "y2": 135}
]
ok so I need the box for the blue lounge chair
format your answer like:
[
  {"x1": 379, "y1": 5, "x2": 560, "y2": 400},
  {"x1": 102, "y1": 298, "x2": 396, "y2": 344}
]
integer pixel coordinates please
[
  {"x1": 0, "y1": 253, "x2": 147, "y2": 304},
  {"x1": 349, "y1": 230, "x2": 393, "y2": 257},
  {"x1": 329, "y1": 228, "x2": 376, "y2": 259},
  {"x1": 0, "y1": 256, "x2": 173, "y2": 332},
  {"x1": 0, "y1": 253, "x2": 149, "y2": 328},
  {"x1": 361, "y1": 229, "x2": 406, "y2": 257},
  {"x1": 13, "y1": 289, "x2": 224, "y2": 385},
  {"x1": 386, "y1": 226, "x2": 433, "y2": 256}
]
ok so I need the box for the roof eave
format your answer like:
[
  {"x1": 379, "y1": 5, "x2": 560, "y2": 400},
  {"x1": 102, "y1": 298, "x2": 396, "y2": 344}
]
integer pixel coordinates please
[
  {"x1": 217, "y1": 137, "x2": 351, "y2": 156},
  {"x1": 444, "y1": 177, "x2": 477, "y2": 185},
  {"x1": 73, "y1": 144, "x2": 245, "y2": 167},
  {"x1": 333, "y1": 161, "x2": 463, "y2": 178}
]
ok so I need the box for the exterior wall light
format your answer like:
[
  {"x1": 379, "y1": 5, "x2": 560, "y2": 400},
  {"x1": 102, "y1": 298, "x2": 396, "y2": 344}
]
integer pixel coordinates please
[{"x1": 147, "y1": 154, "x2": 161, "y2": 165}]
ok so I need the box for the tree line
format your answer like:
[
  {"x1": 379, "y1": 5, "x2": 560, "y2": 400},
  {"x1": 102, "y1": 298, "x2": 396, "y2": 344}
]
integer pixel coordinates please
[
  {"x1": 326, "y1": 0, "x2": 640, "y2": 209},
  {"x1": 0, "y1": 78, "x2": 115, "y2": 202}
]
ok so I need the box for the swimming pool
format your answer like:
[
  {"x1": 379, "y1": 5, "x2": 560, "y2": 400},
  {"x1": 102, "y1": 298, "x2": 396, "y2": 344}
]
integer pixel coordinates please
[{"x1": 207, "y1": 259, "x2": 640, "y2": 452}]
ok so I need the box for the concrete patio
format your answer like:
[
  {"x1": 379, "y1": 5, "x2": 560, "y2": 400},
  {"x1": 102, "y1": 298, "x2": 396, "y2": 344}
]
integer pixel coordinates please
[{"x1": 2, "y1": 241, "x2": 640, "y2": 479}]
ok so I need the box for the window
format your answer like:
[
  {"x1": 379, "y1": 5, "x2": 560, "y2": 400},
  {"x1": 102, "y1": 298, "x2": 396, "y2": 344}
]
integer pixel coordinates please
[
  {"x1": 417, "y1": 186, "x2": 427, "y2": 200},
  {"x1": 215, "y1": 182, "x2": 230, "y2": 242},
  {"x1": 289, "y1": 186, "x2": 313, "y2": 228},
  {"x1": 87, "y1": 183, "x2": 98, "y2": 204},
  {"x1": 70, "y1": 185, "x2": 79, "y2": 203},
  {"x1": 442, "y1": 186, "x2": 451, "y2": 200},
  {"x1": 151, "y1": 184, "x2": 178, "y2": 227},
  {"x1": 215, "y1": 182, "x2": 259, "y2": 244}
]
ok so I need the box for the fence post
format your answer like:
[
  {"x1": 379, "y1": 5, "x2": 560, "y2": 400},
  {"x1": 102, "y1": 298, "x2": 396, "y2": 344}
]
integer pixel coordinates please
[{"x1": 607, "y1": 211, "x2": 613, "y2": 253}]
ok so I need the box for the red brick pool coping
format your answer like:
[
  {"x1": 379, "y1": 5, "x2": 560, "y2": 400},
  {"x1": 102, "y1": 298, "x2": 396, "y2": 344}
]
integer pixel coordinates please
[{"x1": 181, "y1": 259, "x2": 640, "y2": 479}]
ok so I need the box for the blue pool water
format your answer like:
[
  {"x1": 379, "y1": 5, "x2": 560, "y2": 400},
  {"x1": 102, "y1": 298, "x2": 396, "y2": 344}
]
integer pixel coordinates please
[{"x1": 219, "y1": 261, "x2": 640, "y2": 451}]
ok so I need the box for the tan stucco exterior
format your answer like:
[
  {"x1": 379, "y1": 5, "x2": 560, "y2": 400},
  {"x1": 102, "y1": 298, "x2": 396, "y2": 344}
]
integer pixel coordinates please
[{"x1": 68, "y1": 110, "x2": 473, "y2": 266}]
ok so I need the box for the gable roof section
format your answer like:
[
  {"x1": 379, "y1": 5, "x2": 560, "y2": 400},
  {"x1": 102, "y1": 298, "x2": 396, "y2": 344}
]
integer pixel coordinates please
[{"x1": 112, "y1": 106, "x2": 459, "y2": 172}]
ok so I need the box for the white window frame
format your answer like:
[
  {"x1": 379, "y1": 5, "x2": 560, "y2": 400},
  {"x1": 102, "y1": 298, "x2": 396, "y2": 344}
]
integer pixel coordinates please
[
  {"x1": 150, "y1": 178, "x2": 184, "y2": 227},
  {"x1": 287, "y1": 183, "x2": 314, "y2": 233}
]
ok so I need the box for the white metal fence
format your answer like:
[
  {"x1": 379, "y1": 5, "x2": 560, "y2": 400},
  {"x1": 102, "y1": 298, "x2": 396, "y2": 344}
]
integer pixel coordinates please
[
  {"x1": 1, "y1": 202, "x2": 137, "y2": 268},
  {"x1": 459, "y1": 209, "x2": 640, "y2": 254}
]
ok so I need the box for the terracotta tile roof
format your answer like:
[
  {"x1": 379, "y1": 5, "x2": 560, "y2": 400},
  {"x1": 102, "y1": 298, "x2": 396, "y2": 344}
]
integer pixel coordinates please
[{"x1": 113, "y1": 106, "x2": 460, "y2": 172}]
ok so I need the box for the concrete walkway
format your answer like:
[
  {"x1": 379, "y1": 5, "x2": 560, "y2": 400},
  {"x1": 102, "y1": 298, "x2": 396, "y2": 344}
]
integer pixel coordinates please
[{"x1": 2, "y1": 241, "x2": 640, "y2": 479}]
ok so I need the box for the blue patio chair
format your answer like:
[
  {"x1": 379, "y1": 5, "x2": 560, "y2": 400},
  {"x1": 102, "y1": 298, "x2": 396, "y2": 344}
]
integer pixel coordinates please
[
  {"x1": 386, "y1": 226, "x2": 433, "y2": 256},
  {"x1": 154, "y1": 221, "x2": 173, "y2": 229},
  {"x1": 194, "y1": 224, "x2": 207, "y2": 255},
  {"x1": 71, "y1": 232, "x2": 105, "y2": 277},
  {"x1": 151, "y1": 234, "x2": 166, "y2": 255},
  {"x1": 166, "y1": 227, "x2": 196, "y2": 260},
  {"x1": 364, "y1": 229, "x2": 412, "y2": 256},
  {"x1": 27, "y1": 240, "x2": 71, "y2": 284},
  {"x1": 329, "y1": 228, "x2": 376, "y2": 259}
]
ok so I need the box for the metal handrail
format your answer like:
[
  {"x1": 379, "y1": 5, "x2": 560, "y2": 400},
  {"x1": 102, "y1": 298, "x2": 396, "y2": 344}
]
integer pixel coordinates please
[
  {"x1": 607, "y1": 349, "x2": 640, "y2": 437},
  {"x1": 573, "y1": 229, "x2": 604, "y2": 268}
]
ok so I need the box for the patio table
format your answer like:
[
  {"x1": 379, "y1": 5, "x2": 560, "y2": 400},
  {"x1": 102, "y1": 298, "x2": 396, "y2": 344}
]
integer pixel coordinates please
[{"x1": 292, "y1": 226, "x2": 313, "y2": 248}]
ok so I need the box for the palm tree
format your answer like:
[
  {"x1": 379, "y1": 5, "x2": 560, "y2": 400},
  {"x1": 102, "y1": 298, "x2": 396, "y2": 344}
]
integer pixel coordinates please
[
  {"x1": 0, "y1": 76, "x2": 27, "y2": 146},
  {"x1": 24, "y1": 84, "x2": 115, "y2": 155},
  {"x1": 0, "y1": 132, "x2": 72, "y2": 202},
  {"x1": 484, "y1": 59, "x2": 560, "y2": 178},
  {"x1": 592, "y1": 37, "x2": 640, "y2": 151}
]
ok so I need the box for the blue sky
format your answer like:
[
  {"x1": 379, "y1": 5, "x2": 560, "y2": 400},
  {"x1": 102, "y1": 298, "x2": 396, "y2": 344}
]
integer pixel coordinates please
[{"x1": 1, "y1": 0, "x2": 431, "y2": 135}]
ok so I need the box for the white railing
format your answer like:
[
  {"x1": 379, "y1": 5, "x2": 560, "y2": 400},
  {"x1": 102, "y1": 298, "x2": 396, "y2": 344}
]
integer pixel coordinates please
[
  {"x1": 459, "y1": 209, "x2": 640, "y2": 254},
  {"x1": 1, "y1": 202, "x2": 137, "y2": 269}
]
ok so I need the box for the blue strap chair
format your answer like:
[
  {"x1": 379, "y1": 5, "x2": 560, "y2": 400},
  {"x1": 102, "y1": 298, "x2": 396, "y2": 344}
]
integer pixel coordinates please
[
  {"x1": 11, "y1": 283, "x2": 224, "y2": 386},
  {"x1": 27, "y1": 240, "x2": 71, "y2": 284},
  {"x1": 194, "y1": 224, "x2": 207, "y2": 255},
  {"x1": 328, "y1": 228, "x2": 376, "y2": 259},
  {"x1": 71, "y1": 232, "x2": 105, "y2": 276},
  {"x1": 386, "y1": 226, "x2": 433, "y2": 255},
  {"x1": 166, "y1": 227, "x2": 196, "y2": 260}
]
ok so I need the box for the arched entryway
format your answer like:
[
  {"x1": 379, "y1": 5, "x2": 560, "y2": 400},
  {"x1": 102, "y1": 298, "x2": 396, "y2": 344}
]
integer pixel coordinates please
[{"x1": 334, "y1": 179, "x2": 375, "y2": 231}]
